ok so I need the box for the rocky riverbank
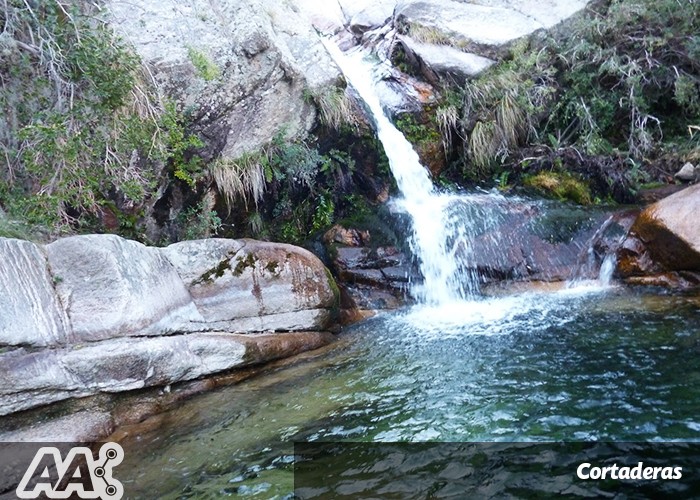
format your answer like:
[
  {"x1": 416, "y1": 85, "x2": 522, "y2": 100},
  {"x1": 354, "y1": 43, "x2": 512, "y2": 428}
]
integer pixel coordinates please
[{"x1": 0, "y1": 235, "x2": 339, "y2": 425}]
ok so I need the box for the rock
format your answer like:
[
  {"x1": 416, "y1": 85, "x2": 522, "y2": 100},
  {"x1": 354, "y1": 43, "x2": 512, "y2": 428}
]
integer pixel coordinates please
[
  {"x1": 163, "y1": 239, "x2": 337, "y2": 332},
  {"x1": 395, "y1": 0, "x2": 591, "y2": 56},
  {"x1": 398, "y1": 35, "x2": 495, "y2": 83},
  {"x1": 0, "y1": 330, "x2": 333, "y2": 417},
  {"x1": 0, "y1": 239, "x2": 71, "y2": 347},
  {"x1": 675, "y1": 162, "x2": 697, "y2": 182},
  {"x1": 617, "y1": 183, "x2": 700, "y2": 279},
  {"x1": 334, "y1": 246, "x2": 373, "y2": 269},
  {"x1": 106, "y1": 0, "x2": 340, "y2": 160},
  {"x1": 636, "y1": 184, "x2": 686, "y2": 204},
  {"x1": 324, "y1": 225, "x2": 371, "y2": 246},
  {"x1": 348, "y1": 3, "x2": 397, "y2": 34},
  {"x1": 46, "y1": 235, "x2": 202, "y2": 342},
  {"x1": 0, "y1": 411, "x2": 114, "y2": 442}
]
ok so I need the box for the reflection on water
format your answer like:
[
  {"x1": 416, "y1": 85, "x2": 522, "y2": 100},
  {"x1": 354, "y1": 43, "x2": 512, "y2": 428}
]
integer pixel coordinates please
[{"x1": 116, "y1": 287, "x2": 700, "y2": 498}]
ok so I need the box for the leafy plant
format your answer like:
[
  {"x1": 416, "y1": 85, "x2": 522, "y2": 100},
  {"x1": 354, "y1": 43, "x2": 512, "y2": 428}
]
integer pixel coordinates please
[{"x1": 178, "y1": 202, "x2": 222, "y2": 240}]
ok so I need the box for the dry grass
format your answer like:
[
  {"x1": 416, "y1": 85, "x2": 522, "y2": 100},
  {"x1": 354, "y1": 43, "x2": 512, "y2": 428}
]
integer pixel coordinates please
[
  {"x1": 313, "y1": 87, "x2": 359, "y2": 130},
  {"x1": 212, "y1": 153, "x2": 267, "y2": 212}
]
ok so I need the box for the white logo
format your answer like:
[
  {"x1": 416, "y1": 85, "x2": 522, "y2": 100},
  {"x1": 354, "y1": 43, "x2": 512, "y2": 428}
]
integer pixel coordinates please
[{"x1": 16, "y1": 442, "x2": 124, "y2": 499}]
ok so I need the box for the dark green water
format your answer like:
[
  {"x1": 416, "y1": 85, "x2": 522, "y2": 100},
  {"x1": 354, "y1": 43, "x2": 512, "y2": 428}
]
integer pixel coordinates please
[{"x1": 117, "y1": 286, "x2": 700, "y2": 498}]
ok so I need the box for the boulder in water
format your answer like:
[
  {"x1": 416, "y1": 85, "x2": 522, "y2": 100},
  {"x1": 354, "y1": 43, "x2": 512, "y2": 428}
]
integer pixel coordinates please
[
  {"x1": 617, "y1": 183, "x2": 700, "y2": 287},
  {"x1": 163, "y1": 239, "x2": 338, "y2": 332}
]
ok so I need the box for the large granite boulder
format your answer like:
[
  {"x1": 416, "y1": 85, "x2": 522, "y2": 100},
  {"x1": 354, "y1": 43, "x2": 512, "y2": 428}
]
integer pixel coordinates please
[
  {"x1": 163, "y1": 239, "x2": 338, "y2": 332},
  {"x1": 395, "y1": 0, "x2": 591, "y2": 54},
  {"x1": 0, "y1": 233, "x2": 340, "y2": 418},
  {"x1": 106, "y1": 0, "x2": 340, "y2": 160},
  {"x1": 0, "y1": 331, "x2": 333, "y2": 416},
  {"x1": 617, "y1": 184, "x2": 700, "y2": 287},
  {"x1": 46, "y1": 235, "x2": 203, "y2": 342},
  {"x1": 0, "y1": 239, "x2": 71, "y2": 347}
]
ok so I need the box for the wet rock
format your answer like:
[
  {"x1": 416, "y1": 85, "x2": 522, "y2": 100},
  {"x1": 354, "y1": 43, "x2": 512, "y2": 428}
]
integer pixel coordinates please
[
  {"x1": 46, "y1": 235, "x2": 203, "y2": 342},
  {"x1": 0, "y1": 239, "x2": 71, "y2": 347},
  {"x1": 0, "y1": 330, "x2": 334, "y2": 416},
  {"x1": 617, "y1": 183, "x2": 700, "y2": 282},
  {"x1": 0, "y1": 332, "x2": 333, "y2": 420},
  {"x1": 624, "y1": 272, "x2": 700, "y2": 290},
  {"x1": 636, "y1": 184, "x2": 686, "y2": 204},
  {"x1": 324, "y1": 225, "x2": 371, "y2": 246},
  {"x1": 675, "y1": 162, "x2": 697, "y2": 182},
  {"x1": 329, "y1": 241, "x2": 414, "y2": 309},
  {"x1": 163, "y1": 238, "x2": 337, "y2": 332},
  {"x1": 398, "y1": 35, "x2": 495, "y2": 83}
]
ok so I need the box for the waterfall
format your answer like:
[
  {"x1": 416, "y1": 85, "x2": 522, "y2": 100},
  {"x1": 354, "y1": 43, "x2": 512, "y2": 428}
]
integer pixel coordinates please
[{"x1": 322, "y1": 41, "x2": 497, "y2": 304}]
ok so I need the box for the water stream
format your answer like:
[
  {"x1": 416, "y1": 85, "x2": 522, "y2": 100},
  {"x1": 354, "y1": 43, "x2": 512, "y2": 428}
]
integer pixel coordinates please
[{"x1": 115, "y1": 290, "x2": 700, "y2": 497}]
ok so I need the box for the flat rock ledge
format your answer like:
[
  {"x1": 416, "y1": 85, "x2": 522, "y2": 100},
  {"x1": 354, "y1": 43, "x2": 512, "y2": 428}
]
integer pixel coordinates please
[{"x1": 0, "y1": 235, "x2": 339, "y2": 417}]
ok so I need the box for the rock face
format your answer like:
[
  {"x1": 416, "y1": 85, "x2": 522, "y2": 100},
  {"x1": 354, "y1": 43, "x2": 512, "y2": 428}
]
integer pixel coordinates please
[
  {"x1": 398, "y1": 36, "x2": 496, "y2": 84},
  {"x1": 617, "y1": 184, "x2": 700, "y2": 287},
  {"x1": 390, "y1": 0, "x2": 591, "y2": 83},
  {"x1": 46, "y1": 235, "x2": 202, "y2": 342},
  {"x1": 163, "y1": 239, "x2": 337, "y2": 332},
  {"x1": 395, "y1": 0, "x2": 591, "y2": 51},
  {"x1": 106, "y1": 0, "x2": 340, "y2": 160},
  {"x1": 0, "y1": 239, "x2": 70, "y2": 347},
  {"x1": 0, "y1": 234, "x2": 338, "y2": 417}
]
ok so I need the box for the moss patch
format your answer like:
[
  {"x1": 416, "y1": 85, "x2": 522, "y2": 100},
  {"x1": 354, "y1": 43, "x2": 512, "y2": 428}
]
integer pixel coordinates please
[
  {"x1": 524, "y1": 171, "x2": 592, "y2": 205},
  {"x1": 233, "y1": 253, "x2": 257, "y2": 277}
]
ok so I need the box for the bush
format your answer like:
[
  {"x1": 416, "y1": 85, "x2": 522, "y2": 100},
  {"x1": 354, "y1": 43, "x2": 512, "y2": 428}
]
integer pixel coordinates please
[{"x1": 0, "y1": 1, "x2": 160, "y2": 231}]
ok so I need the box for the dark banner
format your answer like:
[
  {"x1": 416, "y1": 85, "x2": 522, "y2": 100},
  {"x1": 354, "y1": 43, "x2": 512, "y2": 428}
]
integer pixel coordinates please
[{"x1": 294, "y1": 442, "x2": 700, "y2": 499}]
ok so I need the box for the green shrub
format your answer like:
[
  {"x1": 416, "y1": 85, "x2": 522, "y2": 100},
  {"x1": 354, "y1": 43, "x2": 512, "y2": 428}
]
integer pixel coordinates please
[{"x1": 0, "y1": 1, "x2": 160, "y2": 231}]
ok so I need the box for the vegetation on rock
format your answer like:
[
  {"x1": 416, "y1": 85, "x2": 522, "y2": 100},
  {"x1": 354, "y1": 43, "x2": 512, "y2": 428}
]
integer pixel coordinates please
[{"x1": 399, "y1": 0, "x2": 700, "y2": 203}]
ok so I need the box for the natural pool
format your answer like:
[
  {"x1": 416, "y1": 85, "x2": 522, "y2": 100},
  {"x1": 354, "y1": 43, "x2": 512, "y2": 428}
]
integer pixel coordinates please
[{"x1": 116, "y1": 285, "x2": 700, "y2": 498}]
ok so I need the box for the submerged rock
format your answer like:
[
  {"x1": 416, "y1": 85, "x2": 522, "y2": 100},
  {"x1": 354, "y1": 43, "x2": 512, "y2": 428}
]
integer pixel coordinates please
[{"x1": 617, "y1": 183, "x2": 700, "y2": 288}]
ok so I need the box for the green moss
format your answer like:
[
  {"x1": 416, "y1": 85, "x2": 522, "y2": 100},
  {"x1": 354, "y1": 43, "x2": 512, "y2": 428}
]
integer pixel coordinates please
[
  {"x1": 524, "y1": 171, "x2": 593, "y2": 205},
  {"x1": 265, "y1": 260, "x2": 280, "y2": 274},
  {"x1": 187, "y1": 47, "x2": 221, "y2": 81},
  {"x1": 324, "y1": 266, "x2": 341, "y2": 314},
  {"x1": 233, "y1": 253, "x2": 257, "y2": 277}
]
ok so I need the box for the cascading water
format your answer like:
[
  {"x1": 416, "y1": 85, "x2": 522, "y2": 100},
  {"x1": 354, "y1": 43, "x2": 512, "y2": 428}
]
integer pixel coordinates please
[{"x1": 322, "y1": 41, "x2": 506, "y2": 304}]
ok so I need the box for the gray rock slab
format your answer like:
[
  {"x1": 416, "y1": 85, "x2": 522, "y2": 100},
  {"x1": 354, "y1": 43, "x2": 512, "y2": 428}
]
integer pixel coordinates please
[
  {"x1": 46, "y1": 235, "x2": 203, "y2": 342},
  {"x1": 0, "y1": 239, "x2": 71, "y2": 347}
]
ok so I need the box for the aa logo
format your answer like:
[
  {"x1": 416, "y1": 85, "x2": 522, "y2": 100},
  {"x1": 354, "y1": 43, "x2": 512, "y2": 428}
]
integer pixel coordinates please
[{"x1": 16, "y1": 442, "x2": 123, "y2": 499}]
